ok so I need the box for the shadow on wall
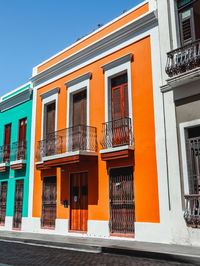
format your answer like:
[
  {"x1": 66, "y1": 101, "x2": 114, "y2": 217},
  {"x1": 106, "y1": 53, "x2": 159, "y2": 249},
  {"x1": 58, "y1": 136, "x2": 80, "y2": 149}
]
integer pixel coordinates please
[
  {"x1": 60, "y1": 157, "x2": 99, "y2": 206},
  {"x1": 106, "y1": 150, "x2": 135, "y2": 173},
  {"x1": 0, "y1": 169, "x2": 10, "y2": 180},
  {"x1": 14, "y1": 167, "x2": 26, "y2": 178}
]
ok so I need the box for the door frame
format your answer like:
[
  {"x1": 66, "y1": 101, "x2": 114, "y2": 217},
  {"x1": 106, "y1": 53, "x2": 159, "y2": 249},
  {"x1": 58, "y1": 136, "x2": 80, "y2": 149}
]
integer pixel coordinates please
[{"x1": 69, "y1": 171, "x2": 88, "y2": 233}]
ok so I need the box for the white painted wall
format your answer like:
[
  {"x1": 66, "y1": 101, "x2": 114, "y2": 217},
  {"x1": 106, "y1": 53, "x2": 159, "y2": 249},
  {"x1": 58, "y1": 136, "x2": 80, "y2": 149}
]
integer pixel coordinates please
[{"x1": 157, "y1": 0, "x2": 200, "y2": 247}]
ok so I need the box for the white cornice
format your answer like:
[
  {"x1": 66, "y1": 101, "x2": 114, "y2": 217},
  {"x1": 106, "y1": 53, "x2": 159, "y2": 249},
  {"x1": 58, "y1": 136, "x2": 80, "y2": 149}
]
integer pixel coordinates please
[
  {"x1": 101, "y1": 53, "x2": 133, "y2": 71},
  {"x1": 0, "y1": 88, "x2": 32, "y2": 112},
  {"x1": 40, "y1": 87, "x2": 60, "y2": 99},
  {"x1": 31, "y1": 11, "x2": 158, "y2": 88},
  {"x1": 161, "y1": 67, "x2": 200, "y2": 93},
  {"x1": 65, "y1": 72, "x2": 91, "y2": 88},
  {"x1": 34, "y1": 1, "x2": 148, "y2": 70},
  {"x1": 0, "y1": 82, "x2": 31, "y2": 101}
]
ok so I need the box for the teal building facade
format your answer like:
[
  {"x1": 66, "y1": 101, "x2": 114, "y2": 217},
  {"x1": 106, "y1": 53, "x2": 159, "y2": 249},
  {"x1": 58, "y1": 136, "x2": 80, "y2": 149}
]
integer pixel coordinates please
[{"x1": 0, "y1": 83, "x2": 32, "y2": 230}]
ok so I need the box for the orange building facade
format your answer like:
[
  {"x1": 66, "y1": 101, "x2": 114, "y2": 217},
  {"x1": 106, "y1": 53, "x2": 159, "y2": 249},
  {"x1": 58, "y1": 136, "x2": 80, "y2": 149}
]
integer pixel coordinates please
[{"x1": 28, "y1": 1, "x2": 171, "y2": 243}]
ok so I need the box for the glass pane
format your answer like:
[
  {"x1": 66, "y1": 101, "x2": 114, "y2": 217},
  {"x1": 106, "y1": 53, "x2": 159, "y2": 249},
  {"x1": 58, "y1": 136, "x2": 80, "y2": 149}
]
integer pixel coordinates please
[{"x1": 178, "y1": 0, "x2": 192, "y2": 9}]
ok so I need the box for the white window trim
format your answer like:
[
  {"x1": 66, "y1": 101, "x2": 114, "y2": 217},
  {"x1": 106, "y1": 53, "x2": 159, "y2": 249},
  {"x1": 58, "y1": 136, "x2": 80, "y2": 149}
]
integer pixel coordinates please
[
  {"x1": 40, "y1": 88, "x2": 59, "y2": 140},
  {"x1": 66, "y1": 74, "x2": 90, "y2": 128},
  {"x1": 101, "y1": 54, "x2": 133, "y2": 124},
  {"x1": 179, "y1": 119, "x2": 200, "y2": 195}
]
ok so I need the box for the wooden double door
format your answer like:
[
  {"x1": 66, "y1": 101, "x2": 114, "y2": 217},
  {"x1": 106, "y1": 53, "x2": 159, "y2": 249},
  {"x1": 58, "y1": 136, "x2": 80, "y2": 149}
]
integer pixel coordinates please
[{"x1": 70, "y1": 172, "x2": 88, "y2": 232}]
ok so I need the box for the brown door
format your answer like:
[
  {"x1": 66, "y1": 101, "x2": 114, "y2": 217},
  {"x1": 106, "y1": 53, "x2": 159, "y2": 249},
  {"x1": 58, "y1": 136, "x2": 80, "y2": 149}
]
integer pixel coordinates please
[
  {"x1": 0, "y1": 182, "x2": 8, "y2": 225},
  {"x1": 45, "y1": 102, "x2": 56, "y2": 156},
  {"x1": 111, "y1": 74, "x2": 129, "y2": 146},
  {"x1": 109, "y1": 167, "x2": 135, "y2": 235},
  {"x1": 3, "y1": 124, "x2": 11, "y2": 163},
  {"x1": 17, "y1": 118, "x2": 27, "y2": 160},
  {"x1": 70, "y1": 172, "x2": 88, "y2": 232},
  {"x1": 41, "y1": 176, "x2": 57, "y2": 228},
  {"x1": 72, "y1": 90, "x2": 87, "y2": 151},
  {"x1": 13, "y1": 179, "x2": 24, "y2": 229}
]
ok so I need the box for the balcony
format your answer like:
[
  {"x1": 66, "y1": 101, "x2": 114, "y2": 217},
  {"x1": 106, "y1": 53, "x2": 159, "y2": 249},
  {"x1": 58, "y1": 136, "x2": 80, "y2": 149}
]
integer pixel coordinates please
[
  {"x1": 10, "y1": 141, "x2": 27, "y2": 170},
  {"x1": 100, "y1": 117, "x2": 134, "y2": 161},
  {"x1": 0, "y1": 145, "x2": 10, "y2": 172},
  {"x1": 166, "y1": 39, "x2": 200, "y2": 78},
  {"x1": 36, "y1": 125, "x2": 98, "y2": 169},
  {"x1": 184, "y1": 194, "x2": 200, "y2": 229}
]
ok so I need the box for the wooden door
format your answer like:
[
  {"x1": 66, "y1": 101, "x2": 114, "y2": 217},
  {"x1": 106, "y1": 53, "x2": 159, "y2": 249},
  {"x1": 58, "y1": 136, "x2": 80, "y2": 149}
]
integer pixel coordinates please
[
  {"x1": 13, "y1": 179, "x2": 24, "y2": 229},
  {"x1": 0, "y1": 182, "x2": 8, "y2": 225},
  {"x1": 45, "y1": 102, "x2": 56, "y2": 156},
  {"x1": 70, "y1": 172, "x2": 88, "y2": 232},
  {"x1": 72, "y1": 90, "x2": 87, "y2": 150},
  {"x1": 111, "y1": 74, "x2": 129, "y2": 146},
  {"x1": 3, "y1": 124, "x2": 11, "y2": 163},
  {"x1": 41, "y1": 176, "x2": 57, "y2": 228},
  {"x1": 17, "y1": 118, "x2": 27, "y2": 160}
]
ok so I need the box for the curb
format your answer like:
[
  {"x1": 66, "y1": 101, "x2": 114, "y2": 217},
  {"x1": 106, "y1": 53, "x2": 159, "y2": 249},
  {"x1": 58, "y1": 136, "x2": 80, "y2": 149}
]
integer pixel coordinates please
[
  {"x1": 102, "y1": 246, "x2": 200, "y2": 265},
  {"x1": 0, "y1": 236, "x2": 101, "y2": 253},
  {"x1": 0, "y1": 236, "x2": 199, "y2": 265}
]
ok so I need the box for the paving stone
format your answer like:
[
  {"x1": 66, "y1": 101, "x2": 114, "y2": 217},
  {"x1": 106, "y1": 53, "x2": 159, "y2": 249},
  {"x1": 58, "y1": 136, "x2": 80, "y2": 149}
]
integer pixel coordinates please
[{"x1": 0, "y1": 241, "x2": 193, "y2": 266}]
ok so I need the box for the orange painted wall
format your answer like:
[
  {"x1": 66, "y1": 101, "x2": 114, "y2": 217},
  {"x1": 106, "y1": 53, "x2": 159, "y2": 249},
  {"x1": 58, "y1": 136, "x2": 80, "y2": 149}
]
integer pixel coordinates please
[
  {"x1": 37, "y1": 3, "x2": 148, "y2": 74},
  {"x1": 33, "y1": 35, "x2": 160, "y2": 224}
]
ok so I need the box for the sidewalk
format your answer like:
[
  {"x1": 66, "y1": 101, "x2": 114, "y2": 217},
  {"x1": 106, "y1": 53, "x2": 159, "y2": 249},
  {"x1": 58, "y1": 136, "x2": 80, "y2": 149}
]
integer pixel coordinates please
[{"x1": 0, "y1": 231, "x2": 199, "y2": 265}]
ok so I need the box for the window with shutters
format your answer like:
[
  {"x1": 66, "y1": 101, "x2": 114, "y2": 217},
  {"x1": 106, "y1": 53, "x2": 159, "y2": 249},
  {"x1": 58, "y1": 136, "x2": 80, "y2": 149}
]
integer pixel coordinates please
[
  {"x1": 111, "y1": 74, "x2": 129, "y2": 121},
  {"x1": 109, "y1": 73, "x2": 131, "y2": 147},
  {"x1": 3, "y1": 124, "x2": 11, "y2": 163},
  {"x1": 178, "y1": 0, "x2": 200, "y2": 45},
  {"x1": 44, "y1": 102, "x2": 56, "y2": 156},
  {"x1": 45, "y1": 102, "x2": 56, "y2": 137},
  {"x1": 17, "y1": 118, "x2": 27, "y2": 160}
]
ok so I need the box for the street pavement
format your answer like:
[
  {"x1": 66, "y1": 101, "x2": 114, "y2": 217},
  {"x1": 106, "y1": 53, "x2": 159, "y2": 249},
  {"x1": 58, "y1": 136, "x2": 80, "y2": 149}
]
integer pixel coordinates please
[{"x1": 0, "y1": 240, "x2": 194, "y2": 266}]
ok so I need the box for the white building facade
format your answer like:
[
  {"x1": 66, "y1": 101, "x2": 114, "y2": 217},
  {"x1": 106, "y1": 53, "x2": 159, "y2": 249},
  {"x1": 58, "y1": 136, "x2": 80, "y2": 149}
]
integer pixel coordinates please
[{"x1": 157, "y1": 0, "x2": 200, "y2": 246}]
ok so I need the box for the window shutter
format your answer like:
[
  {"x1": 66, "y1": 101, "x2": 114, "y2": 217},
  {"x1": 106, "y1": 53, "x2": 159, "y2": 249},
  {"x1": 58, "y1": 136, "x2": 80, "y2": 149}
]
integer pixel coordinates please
[
  {"x1": 123, "y1": 84, "x2": 129, "y2": 118},
  {"x1": 4, "y1": 124, "x2": 11, "y2": 146},
  {"x1": 82, "y1": 91, "x2": 87, "y2": 126},
  {"x1": 73, "y1": 90, "x2": 87, "y2": 126},
  {"x1": 18, "y1": 118, "x2": 27, "y2": 143},
  {"x1": 179, "y1": 7, "x2": 195, "y2": 45},
  {"x1": 112, "y1": 87, "x2": 122, "y2": 120},
  {"x1": 46, "y1": 102, "x2": 55, "y2": 136}
]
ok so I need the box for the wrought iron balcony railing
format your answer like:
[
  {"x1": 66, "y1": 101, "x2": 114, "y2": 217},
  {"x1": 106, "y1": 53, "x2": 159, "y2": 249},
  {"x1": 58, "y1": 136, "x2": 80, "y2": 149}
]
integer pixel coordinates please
[
  {"x1": 10, "y1": 141, "x2": 27, "y2": 162},
  {"x1": 36, "y1": 125, "x2": 98, "y2": 162},
  {"x1": 166, "y1": 39, "x2": 200, "y2": 77},
  {"x1": 0, "y1": 145, "x2": 11, "y2": 164},
  {"x1": 184, "y1": 194, "x2": 200, "y2": 228},
  {"x1": 100, "y1": 117, "x2": 133, "y2": 149}
]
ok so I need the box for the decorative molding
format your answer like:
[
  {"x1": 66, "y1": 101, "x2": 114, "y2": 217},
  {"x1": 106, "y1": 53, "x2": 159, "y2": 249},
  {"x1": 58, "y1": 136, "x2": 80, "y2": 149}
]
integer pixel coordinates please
[
  {"x1": 101, "y1": 149, "x2": 134, "y2": 161},
  {"x1": 161, "y1": 67, "x2": 200, "y2": 93},
  {"x1": 10, "y1": 160, "x2": 26, "y2": 166},
  {"x1": 100, "y1": 145, "x2": 134, "y2": 154},
  {"x1": 34, "y1": 1, "x2": 149, "y2": 70},
  {"x1": 1, "y1": 82, "x2": 31, "y2": 101},
  {"x1": 101, "y1": 53, "x2": 133, "y2": 71},
  {"x1": 65, "y1": 72, "x2": 91, "y2": 88},
  {"x1": 30, "y1": 11, "x2": 157, "y2": 87},
  {"x1": 0, "y1": 88, "x2": 32, "y2": 113},
  {"x1": 40, "y1": 87, "x2": 60, "y2": 100}
]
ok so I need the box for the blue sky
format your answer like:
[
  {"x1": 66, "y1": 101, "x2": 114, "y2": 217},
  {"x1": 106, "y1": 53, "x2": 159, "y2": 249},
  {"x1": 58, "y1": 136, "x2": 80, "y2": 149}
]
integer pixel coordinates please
[{"x1": 0, "y1": 0, "x2": 143, "y2": 96}]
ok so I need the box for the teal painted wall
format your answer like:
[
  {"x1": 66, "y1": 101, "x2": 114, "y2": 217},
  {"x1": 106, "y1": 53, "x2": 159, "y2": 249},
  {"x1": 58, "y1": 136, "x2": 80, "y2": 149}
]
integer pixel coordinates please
[{"x1": 0, "y1": 87, "x2": 32, "y2": 218}]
